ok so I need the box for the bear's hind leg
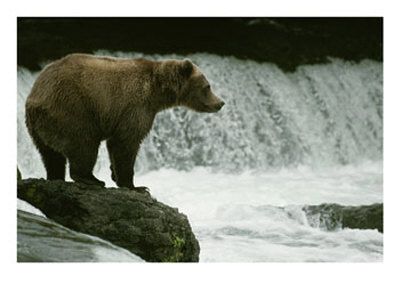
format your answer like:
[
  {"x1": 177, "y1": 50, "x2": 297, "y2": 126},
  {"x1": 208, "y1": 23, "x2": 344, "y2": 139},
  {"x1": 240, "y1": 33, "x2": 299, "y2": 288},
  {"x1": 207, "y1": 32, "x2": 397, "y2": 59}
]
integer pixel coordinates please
[
  {"x1": 67, "y1": 141, "x2": 105, "y2": 187},
  {"x1": 28, "y1": 128, "x2": 66, "y2": 180},
  {"x1": 41, "y1": 147, "x2": 67, "y2": 180}
]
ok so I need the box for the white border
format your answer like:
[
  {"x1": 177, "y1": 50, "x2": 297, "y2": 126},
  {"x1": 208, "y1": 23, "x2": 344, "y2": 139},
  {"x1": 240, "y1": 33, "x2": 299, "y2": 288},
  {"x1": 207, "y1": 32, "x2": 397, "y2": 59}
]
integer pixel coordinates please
[
  {"x1": 11, "y1": 0, "x2": 383, "y2": 17},
  {"x1": 3, "y1": 0, "x2": 398, "y2": 298}
]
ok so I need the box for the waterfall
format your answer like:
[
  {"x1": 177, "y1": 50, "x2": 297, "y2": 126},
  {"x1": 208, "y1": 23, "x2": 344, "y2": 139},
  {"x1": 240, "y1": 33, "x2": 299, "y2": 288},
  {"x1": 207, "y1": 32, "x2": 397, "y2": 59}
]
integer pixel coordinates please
[
  {"x1": 17, "y1": 52, "x2": 382, "y2": 177},
  {"x1": 17, "y1": 52, "x2": 383, "y2": 262}
]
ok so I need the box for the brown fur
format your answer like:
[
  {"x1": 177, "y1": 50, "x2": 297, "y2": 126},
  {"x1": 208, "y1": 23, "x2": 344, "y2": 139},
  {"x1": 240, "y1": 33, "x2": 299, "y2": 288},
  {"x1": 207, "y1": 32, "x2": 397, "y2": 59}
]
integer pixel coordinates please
[{"x1": 25, "y1": 54, "x2": 224, "y2": 191}]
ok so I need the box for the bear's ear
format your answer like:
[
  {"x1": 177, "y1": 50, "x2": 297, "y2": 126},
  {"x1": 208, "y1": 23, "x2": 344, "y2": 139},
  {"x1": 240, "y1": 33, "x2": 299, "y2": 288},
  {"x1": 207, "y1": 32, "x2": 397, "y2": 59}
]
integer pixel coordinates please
[{"x1": 181, "y1": 59, "x2": 194, "y2": 78}]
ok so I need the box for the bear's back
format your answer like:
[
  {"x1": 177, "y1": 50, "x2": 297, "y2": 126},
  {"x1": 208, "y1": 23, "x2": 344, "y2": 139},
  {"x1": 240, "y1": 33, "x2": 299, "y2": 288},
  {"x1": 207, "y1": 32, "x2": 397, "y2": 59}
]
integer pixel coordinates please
[
  {"x1": 27, "y1": 54, "x2": 155, "y2": 106},
  {"x1": 61, "y1": 54, "x2": 154, "y2": 72}
]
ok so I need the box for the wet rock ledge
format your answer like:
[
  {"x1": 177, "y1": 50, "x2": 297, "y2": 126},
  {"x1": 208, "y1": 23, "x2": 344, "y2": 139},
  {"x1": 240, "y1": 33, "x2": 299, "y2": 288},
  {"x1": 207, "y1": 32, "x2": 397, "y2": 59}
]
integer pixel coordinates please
[{"x1": 17, "y1": 178, "x2": 200, "y2": 262}]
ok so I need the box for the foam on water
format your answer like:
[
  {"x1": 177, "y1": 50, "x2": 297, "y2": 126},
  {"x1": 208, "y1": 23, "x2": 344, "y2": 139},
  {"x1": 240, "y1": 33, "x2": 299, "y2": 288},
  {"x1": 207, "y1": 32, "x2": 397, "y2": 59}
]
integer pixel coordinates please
[
  {"x1": 17, "y1": 52, "x2": 383, "y2": 262},
  {"x1": 132, "y1": 165, "x2": 382, "y2": 262}
]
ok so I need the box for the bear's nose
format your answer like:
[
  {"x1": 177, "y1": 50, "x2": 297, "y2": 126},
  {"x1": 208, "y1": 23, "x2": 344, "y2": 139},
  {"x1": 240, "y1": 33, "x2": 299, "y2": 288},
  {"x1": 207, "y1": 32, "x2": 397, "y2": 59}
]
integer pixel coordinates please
[
  {"x1": 211, "y1": 101, "x2": 225, "y2": 112},
  {"x1": 217, "y1": 101, "x2": 225, "y2": 109}
]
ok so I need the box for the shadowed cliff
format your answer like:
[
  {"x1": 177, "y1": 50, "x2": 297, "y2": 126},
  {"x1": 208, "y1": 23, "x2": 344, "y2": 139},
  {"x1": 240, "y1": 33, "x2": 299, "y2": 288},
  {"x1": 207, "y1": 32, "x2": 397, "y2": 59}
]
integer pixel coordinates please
[{"x1": 18, "y1": 17, "x2": 382, "y2": 72}]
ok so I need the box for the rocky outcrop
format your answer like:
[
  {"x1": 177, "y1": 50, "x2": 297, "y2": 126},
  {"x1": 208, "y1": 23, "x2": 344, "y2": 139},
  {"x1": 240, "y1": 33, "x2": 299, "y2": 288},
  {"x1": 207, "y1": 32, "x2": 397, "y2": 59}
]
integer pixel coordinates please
[
  {"x1": 17, "y1": 179, "x2": 200, "y2": 262},
  {"x1": 303, "y1": 203, "x2": 383, "y2": 233},
  {"x1": 17, "y1": 209, "x2": 144, "y2": 262}
]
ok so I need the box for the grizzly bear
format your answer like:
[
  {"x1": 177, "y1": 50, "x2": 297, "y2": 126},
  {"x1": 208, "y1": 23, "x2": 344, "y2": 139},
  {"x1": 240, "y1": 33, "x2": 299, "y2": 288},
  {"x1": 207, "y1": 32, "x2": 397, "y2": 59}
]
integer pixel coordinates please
[{"x1": 25, "y1": 54, "x2": 224, "y2": 192}]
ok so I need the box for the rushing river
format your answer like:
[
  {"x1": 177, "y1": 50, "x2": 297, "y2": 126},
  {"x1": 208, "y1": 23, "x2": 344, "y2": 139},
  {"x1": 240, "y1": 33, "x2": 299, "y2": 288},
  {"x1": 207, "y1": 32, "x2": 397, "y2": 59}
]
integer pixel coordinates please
[{"x1": 17, "y1": 51, "x2": 383, "y2": 262}]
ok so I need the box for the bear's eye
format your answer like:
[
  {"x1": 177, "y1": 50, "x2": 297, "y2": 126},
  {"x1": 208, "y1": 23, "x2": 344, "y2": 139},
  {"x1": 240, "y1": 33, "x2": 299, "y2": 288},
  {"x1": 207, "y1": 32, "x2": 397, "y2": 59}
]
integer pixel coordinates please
[{"x1": 204, "y1": 85, "x2": 210, "y2": 91}]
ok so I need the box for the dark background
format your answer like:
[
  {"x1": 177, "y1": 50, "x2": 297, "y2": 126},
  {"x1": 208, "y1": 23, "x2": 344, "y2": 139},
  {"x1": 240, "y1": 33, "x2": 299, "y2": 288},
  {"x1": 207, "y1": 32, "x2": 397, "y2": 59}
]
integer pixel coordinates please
[{"x1": 17, "y1": 17, "x2": 383, "y2": 72}]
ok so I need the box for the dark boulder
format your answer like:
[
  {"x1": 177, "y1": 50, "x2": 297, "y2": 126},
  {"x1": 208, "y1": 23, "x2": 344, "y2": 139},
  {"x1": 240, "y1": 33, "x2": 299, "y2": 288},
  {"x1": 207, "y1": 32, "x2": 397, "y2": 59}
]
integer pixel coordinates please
[
  {"x1": 17, "y1": 178, "x2": 200, "y2": 262},
  {"x1": 17, "y1": 209, "x2": 144, "y2": 262},
  {"x1": 303, "y1": 203, "x2": 383, "y2": 233}
]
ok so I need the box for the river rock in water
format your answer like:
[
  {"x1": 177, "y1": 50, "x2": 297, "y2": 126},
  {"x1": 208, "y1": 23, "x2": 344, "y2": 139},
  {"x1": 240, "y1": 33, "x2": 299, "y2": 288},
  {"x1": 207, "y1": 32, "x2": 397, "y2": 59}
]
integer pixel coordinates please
[
  {"x1": 303, "y1": 203, "x2": 383, "y2": 233},
  {"x1": 17, "y1": 178, "x2": 200, "y2": 262}
]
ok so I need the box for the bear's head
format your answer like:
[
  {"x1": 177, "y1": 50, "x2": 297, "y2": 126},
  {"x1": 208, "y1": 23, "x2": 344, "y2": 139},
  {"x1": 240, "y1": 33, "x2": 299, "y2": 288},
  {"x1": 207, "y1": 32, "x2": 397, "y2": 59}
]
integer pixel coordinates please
[{"x1": 177, "y1": 59, "x2": 225, "y2": 113}]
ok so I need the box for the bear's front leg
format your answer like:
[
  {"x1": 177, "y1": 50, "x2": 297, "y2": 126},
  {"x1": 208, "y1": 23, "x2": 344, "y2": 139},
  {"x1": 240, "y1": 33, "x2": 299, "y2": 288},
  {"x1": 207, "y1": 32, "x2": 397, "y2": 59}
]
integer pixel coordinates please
[
  {"x1": 67, "y1": 140, "x2": 105, "y2": 187},
  {"x1": 107, "y1": 138, "x2": 149, "y2": 194}
]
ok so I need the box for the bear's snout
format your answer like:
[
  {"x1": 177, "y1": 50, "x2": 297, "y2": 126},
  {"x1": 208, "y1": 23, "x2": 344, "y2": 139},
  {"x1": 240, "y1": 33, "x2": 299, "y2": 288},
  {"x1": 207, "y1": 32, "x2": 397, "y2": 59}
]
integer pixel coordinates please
[
  {"x1": 214, "y1": 101, "x2": 225, "y2": 111},
  {"x1": 204, "y1": 99, "x2": 225, "y2": 112}
]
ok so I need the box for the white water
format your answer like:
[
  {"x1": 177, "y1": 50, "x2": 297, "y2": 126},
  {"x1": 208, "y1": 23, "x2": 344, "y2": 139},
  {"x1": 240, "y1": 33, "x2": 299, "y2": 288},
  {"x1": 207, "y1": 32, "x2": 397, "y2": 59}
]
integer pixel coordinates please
[
  {"x1": 17, "y1": 51, "x2": 383, "y2": 262},
  {"x1": 134, "y1": 165, "x2": 382, "y2": 262}
]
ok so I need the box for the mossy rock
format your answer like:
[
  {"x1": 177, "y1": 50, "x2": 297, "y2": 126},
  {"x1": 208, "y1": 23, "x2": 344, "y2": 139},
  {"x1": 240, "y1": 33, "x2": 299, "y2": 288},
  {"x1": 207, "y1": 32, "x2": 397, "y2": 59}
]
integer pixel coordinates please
[{"x1": 17, "y1": 178, "x2": 200, "y2": 262}]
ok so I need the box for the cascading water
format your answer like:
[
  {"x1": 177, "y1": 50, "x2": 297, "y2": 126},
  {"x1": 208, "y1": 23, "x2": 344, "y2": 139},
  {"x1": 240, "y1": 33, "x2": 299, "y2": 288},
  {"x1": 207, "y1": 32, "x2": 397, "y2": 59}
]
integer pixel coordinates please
[
  {"x1": 115, "y1": 52, "x2": 381, "y2": 172},
  {"x1": 17, "y1": 51, "x2": 383, "y2": 262}
]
